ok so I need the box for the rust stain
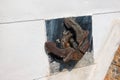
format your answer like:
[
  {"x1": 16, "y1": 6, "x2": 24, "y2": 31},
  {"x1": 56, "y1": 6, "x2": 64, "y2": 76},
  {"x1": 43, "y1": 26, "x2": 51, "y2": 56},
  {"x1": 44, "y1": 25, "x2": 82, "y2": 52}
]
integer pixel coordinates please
[{"x1": 104, "y1": 46, "x2": 120, "y2": 80}]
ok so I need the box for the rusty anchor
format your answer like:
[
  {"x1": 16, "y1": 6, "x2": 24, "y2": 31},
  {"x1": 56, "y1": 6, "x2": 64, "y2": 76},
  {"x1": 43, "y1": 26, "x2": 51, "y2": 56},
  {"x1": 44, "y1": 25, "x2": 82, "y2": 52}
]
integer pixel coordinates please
[{"x1": 45, "y1": 18, "x2": 90, "y2": 62}]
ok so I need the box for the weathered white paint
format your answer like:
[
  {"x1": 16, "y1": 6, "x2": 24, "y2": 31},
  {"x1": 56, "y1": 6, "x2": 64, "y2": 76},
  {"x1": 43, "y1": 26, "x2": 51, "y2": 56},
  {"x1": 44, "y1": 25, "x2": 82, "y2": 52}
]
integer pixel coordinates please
[
  {"x1": 0, "y1": 0, "x2": 120, "y2": 23},
  {"x1": 0, "y1": 21, "x2": 50, "y2": 80},
  {"x1": 89, "y1": 13, "x2": 120, "y2": 80},
  {"x1": 0, "y1": 0, "x2": 120, "y2": 80},
  {"x1": 93, "y1": 13, "x2": 120, "y2": 60}
]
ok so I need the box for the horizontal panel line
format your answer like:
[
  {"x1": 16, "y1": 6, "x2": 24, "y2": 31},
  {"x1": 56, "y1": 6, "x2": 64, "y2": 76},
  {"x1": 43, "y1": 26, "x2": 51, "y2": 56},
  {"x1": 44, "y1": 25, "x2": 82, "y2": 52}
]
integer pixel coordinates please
[
  {"x1": 0, "y1": 19, "x2": 44, "y2": 24},
  {"x1": 93, "y1": 10, "x2": 120, "y2": 15},
  {"x1": 0, "y1": 11, "x2": 120, "y2": 24}
]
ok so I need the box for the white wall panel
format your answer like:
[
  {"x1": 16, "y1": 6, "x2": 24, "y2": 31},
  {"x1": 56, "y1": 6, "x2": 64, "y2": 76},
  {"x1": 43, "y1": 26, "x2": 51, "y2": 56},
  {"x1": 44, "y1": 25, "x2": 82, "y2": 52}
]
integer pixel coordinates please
[
  {"x1": 0, "y1": 0, "x2": 120, "y2": 23},
  {"x1": 91, "y1": 12, "x2": 120, "y2": 80},
  {"x1": 0, "y1": 21, "x2": 49, "y2": 80}
]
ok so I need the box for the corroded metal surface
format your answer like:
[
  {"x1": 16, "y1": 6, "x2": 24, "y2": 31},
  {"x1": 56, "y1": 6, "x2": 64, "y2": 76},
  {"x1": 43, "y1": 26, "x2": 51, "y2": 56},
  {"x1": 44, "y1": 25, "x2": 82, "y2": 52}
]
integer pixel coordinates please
[
  {"x1": 61, "y1": 31, "x2": 72, "y2": 48},
  {"x1": 45, "y1": 18, "x2": 89, "y2": 62},
  {"x1": 64, "y1": 18, "x2": 89, "y2": 46},
  {"x1": 104, "y1": 46, "x2": 120, "y2": 80},
  {"x1": 45, "y1": 16, "x2": 92, "y2": 73},
  {"x1": 45, "y1": 41, "x2": 83, "y2": 62}
]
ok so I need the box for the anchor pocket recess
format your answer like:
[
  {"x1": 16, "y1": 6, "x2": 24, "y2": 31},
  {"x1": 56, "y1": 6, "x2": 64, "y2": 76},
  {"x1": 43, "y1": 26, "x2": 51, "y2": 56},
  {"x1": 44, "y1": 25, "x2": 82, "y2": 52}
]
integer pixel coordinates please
[{"x1": 45, "y1": 16, "x2": 93, "y2": 74}]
